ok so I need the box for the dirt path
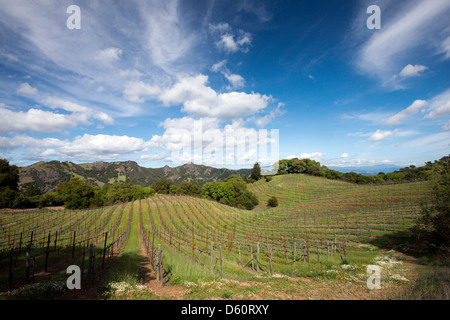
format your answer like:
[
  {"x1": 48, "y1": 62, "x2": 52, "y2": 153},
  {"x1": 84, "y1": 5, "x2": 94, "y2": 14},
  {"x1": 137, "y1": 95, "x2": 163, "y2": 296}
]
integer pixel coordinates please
[{"x1": 138, "y1": 239, "x2": 186, "y2": 299}]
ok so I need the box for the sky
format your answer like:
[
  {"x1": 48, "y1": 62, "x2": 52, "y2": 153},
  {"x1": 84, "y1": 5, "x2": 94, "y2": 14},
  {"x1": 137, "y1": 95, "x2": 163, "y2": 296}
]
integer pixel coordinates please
[{"x1": 0, "y1": 0, "x2": 449, "y2": 170}]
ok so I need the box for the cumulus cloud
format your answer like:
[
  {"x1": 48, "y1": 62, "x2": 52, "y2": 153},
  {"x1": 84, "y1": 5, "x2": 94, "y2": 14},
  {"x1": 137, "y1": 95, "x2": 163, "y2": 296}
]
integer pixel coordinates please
[
  {"x1": 385, "y1": 99, "x2": 428, "y2": 125},
  {"x1": 57, "y1": 134, "x2": 149, "y2": 161},
  {"x1": 0, "y1": 104, "x2": 77, "y2": 133},
  {"x1": 16, "y1": 82, "x2": 38, "y2": 95},
  {"x1": 399, "y1": 64, "x2": 428, "y2": 77},
  {"x1": 368, "y1": 129, "x2": 399, "y2": 141},
  {"x1": 124, "y1": 74, "x2": 271, "y2": 121},
  {"x1": 224, "y1": 73, "x2": 245, "y2": 89},
  {"x1": 339, "y1": 153, "x2": 350, "y2": 158},
  {"x1": 142, "y1": 117, "x2": 279, "y2": 167},
  {"x1": 0, "y1": 135, "x2": 64, "y2": 149},
  {"x1": 209, "y1": 23, "x2": 252, "y2": 53}
]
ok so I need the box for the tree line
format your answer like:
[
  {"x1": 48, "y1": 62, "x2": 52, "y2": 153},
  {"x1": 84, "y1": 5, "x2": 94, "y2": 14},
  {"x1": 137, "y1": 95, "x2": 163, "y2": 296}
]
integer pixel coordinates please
[
  {"x1": 0, "y1": 158, "x2": 262, "y2": 210},
  {"x1": 275, "y1": 156, "x2": 450, "y2": 184}
]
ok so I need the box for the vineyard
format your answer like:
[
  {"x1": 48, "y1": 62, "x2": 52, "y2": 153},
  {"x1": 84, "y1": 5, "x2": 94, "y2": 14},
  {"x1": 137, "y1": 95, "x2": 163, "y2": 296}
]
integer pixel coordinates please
[{"x1": 0, "y1": 173, "x2": 434, "y2": 300}]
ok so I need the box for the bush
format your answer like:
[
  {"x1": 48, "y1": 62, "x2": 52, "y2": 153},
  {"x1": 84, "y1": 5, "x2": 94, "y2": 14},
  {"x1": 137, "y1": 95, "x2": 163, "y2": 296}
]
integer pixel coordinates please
[{"x1": 267, "y1": 196, "x2": 278, "y2": 207}]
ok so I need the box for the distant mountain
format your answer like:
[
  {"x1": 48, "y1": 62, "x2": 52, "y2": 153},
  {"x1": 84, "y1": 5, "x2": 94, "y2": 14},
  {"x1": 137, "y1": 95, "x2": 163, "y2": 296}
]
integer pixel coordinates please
[
  {"x1": 327, "y1": 164, "x2": 402, "y2": 176},
  {"x1": 19, "y1": 161, "x2": 252, "y2": 193}
]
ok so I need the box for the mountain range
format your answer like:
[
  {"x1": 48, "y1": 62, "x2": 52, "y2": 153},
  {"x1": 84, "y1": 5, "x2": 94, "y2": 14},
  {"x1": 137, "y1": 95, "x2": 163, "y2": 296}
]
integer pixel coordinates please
[{"x1": 19, "y1": 161, "x2": 252, "y2": 193}]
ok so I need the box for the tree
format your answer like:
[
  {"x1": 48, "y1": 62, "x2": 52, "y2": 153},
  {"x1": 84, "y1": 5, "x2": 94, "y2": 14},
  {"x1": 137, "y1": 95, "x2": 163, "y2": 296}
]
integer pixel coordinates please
[
  {"x1": 56, "y1": 177, "x2": 94, "y2": 209},
  {"x1": 418, "y1": 160, "x2": 450, "y2": 254},
  {"x1": 178, "y1": 181, "x2": 201, "y2": 196},
  {"x1": 152, "y1": 179, "x2": 173, "y2": 194},
  {"x1": 0, "y1": 158, "x2": 19, "y2": 208},
  {"x1": 251, "y1": 162, "x2": 262, "y2": 181},
  {"x1": 21, "y1": 182, "x2": 41, "y2": 197},
  {"x1": 267, "y1": 196, "x2": 278, "y2": 207}
]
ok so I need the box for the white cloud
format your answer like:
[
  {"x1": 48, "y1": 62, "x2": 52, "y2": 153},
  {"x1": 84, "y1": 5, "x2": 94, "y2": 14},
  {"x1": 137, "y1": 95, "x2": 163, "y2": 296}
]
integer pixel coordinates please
[
  {"x1": 339, "y1": 153, "x2": 350, "y2": 158},
  {"x1": 287, "y1": 152, "x2": 327, "y2": 161},
  {"x1": 385, "y1": 99, "x2": 428, "y2": 125},
  {"x1": 399, "y1": 64, "x2": 428, "y2": 77},
  {"x1": 355, "y1": 0, "x2": 450, "y2": 83},
  {"x1": 127, "y1": 74, "x2": 271, "y2": 121},
  {"x1": 94, "y1": 47, "x2": 122, "y2": 63},
  {"x1": 0, "y1": 135, "x2": 64, "y2": 149},
  {"x1": 442, "y1": 120, "x2": 450, "y2": 131},
  {"x1": 57, "y1": 134, "x2": 148, "y2": 161},
  {"x1": 0, "y1": 105, "x2": 77, "y2": 133},
  {"x1": 368, "y1": 129, "x2": 400, "y2": 142},
  {"x1": 425, "y1": 89, "x2": 450, "y2": 119},
  {"x1": 441, "y1": 36, "x2": 450, "y2": 59},
  {"x1": 211, "y1": 60, "x2": 227, "y2": 72},
  {"x1": 224, "y1": 73, "x2": 245, "y2": 89},
  {"x1": 123, "y1": 81, "x2": 162, "y2": 103},
  {"x1": 209, "y1": 23, "x2": 252, "y2": 53},
  {"x1": 16, "y1": 82, "x2": 38, "y2": 95},
  {"x1": 143, "y1": 117, "x2": 278, "y2": 167},
  {"x1": 44, "y1": 97, "x2": 114, "y2": 125}
]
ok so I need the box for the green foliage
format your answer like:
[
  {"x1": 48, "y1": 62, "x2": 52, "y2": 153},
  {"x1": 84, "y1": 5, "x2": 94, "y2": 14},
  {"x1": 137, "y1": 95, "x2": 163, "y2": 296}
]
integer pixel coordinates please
[
  {"x1": 202, "y1": 176, "x2": 258, "y2": 210},
  {"x1": 275, "y1": 155, "x2": 449, "y2": 185},
  {"x1": 417, "y1": 157, "x2": 450, "y2": 254},
  {"x1": 169, "y1": 184, "x2": 179, "y2": 195},
  {"x1": 264, "y1": 175, "x2": 273, "y2": 182},
  {"x1": 267, "y1": 196, "x2": 278, "y2": 207},
  {"x1": 56, "y1": 177, "x2": 95, "y2": 209},
  {"x1": 178, "y1": 181, "x2": 201, "y2": 196},
  {"x1": 0, "y1": 158, "x2": 20, "y2": 208},
  {"x1": 250, "y1": 162, "x2": 262, "y2": 181},
  {"x1": 21, "y1": 182, "x2": 41, "y2": 197},
  {"x1": 91, "y1": 183, "x2": 155, "y2": 206},
  {"x1": 152, "y1": 179, "x2": 173, "y2": 194}
]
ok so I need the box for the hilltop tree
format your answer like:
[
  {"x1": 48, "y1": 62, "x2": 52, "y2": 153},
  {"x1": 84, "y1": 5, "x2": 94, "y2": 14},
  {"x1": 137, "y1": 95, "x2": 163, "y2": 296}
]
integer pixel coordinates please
[
  {"x1": 250, "y1": 162, "x2": 262, "y2": 181},
  {"x1": 0, "y1": 158, "x2": 19, "y2": 208}
]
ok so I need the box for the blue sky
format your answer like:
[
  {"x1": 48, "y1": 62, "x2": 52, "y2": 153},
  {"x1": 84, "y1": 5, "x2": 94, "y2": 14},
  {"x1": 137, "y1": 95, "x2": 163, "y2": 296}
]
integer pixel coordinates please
[{"x1": 0, "y1": 0, "x2": 449, "y2": 170}]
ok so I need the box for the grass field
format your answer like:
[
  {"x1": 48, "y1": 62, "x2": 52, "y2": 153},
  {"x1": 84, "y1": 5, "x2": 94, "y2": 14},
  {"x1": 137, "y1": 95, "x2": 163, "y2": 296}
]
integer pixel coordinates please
[{"x1": 1, "y1": 173, "x2": 446, "y2": 300}]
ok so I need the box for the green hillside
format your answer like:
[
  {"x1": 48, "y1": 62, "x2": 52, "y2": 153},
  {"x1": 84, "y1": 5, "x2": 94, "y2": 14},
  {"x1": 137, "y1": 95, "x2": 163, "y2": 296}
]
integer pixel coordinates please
[{"x1": 18, "y1": 161, "x2": 252, "y2": 193}]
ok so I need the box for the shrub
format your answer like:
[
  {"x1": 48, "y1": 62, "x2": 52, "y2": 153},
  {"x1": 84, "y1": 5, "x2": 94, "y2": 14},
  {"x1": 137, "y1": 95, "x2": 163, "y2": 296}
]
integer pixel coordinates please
[{"x1": 267, "y1": 196, "x2": 278, "y2": 207}]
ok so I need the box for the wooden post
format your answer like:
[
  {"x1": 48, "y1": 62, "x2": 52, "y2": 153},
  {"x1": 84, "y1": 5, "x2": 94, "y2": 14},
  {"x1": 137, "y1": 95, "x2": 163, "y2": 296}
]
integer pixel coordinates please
[
  {"x1": 293, "y1": 243, "x2": 296, "y2": 264},
  {"x1": 158, "y1": 244, "x2": 163, "y2": 283},
  {"x1": 81, "y1": 242, "x2": 86, "y2": 281},
  {"x1": 102, "y1": 232, "x2": 108, "y2": 269},
  {"x1": 238, "y1": 243, "x2": 241, "y2": 265},
  {"x1": 317, "y1": 245, "x2": 320, "y2": 264},
  {"x1": 268, "y1": 246, "x2": 273, "y2": 274},
  {"x1": 72, "y1": 231, "x2": 76, "y2": 258},
  {"x1": 306, "y1": 235, "x2": 310, "y2": 265},
  {"x1": 219, "y1": 245, "x2": 223, "y2": 278},
  {"x1": 45, "y1": 233, "x2": 51, "y2": 272},
  {"x1": 54, "y1": 231, "x2": 58, "y2": 252},
  {"x1": 88, "y1": 244, "x2": 94, "y2": 283},
  {"x1": 25, "y1": 244, "x2": 31, "y2": 282},
  {"x1": 256, "y1": 242, "x2": 260, "y2": 272},
  {"x1": 210, "y1": 242, "x2": 214, "y2": 275},
  {"x1": 9, "y1": 248, "x2": 13, "y2": 290},
  {"x1": 251, "y1": 245, "x2": 254, "y2": 271}
]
